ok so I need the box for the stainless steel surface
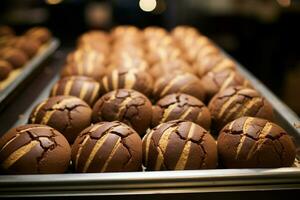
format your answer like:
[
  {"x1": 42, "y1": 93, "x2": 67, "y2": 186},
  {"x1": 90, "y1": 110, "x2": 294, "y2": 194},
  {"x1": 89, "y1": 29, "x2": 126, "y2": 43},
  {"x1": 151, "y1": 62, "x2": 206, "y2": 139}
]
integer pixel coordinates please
[
  {"x1": 0, "y1": 168, "x2": 300, "y2": 197},
  {"x1": 0, "y1": 49, "x2": 299, "y2": 197}
]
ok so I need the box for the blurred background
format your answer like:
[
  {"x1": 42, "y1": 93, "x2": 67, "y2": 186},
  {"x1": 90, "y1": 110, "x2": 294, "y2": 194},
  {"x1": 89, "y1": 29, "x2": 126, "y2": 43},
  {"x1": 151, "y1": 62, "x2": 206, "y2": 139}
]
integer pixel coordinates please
[{"x1": 0, "y1": 0, "x2": 300, "y2": 115}]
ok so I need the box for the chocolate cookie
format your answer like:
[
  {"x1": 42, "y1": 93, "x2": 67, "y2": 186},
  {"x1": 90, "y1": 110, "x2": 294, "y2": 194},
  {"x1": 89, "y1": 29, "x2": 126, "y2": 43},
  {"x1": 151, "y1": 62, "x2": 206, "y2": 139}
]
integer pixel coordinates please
[
  {"x1": 152, "y1": 93, "x2": 211, "y2": 130},
  {"x1": 13, "y1": 36, "x2": 41, "y2": 58},
  {"x1": 153, "y1": 72, "x2": 205, "y2": 101},
  {"x1": 142, "y1": 120, "x2": 217, "y2": 170},
  {"x1": 208, "y1": 87, "x2": 274, "y2": 132},
  {"x1": 25, "y1": 27, "x2": 52, "y2": 44},
  {"x1": 218, "y1": 117, "x2": 296, "y2": 168},
  {"x1": 101, "y1": 68, "x2": 153, "y2": 97},
  {"x1": 71, "y1": 121, "x2": 142, "y2": 172},
  {"x1": 77, "y1": 32, "x2": 110, "y2": 54},
  {"x1": 50, "y1": 76, "x2": 101, "y2": 106},
  {"x1": 92, "y1": 89, "x2": 152, "y2": 136},
  {"x1": 61, "y1": 50, "x2": 106, "y2": 82},
  {"x1": 195, "y1": 54, "x2": 237, "y2": 77},
  {"x1": 0, "y1": 60, "x2": 12, "y2": 81},
  {"x1": 150, "y1": 59, "x2": 195, "y2": 80},
  {"x1": 28, "y1": 96, "x2": 92, "y2": 144},
  {"x1": 0, "y1": 47, "x2": 28, "y2": 68},
  {"x1": 201, "y1": 70, "x2": 249, "y2": 101},
  {"x1": 0, "y1": 124, "x2": 71, "y2": 174}
]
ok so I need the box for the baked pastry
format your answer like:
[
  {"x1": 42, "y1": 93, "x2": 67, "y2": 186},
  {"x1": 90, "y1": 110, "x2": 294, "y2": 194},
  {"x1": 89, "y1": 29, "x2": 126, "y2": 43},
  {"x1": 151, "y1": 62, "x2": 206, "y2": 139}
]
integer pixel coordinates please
[
  {"x1": 0, "y1": 60, "x2": 12, "y2": 81},
  {"x1": 201, "y1": 69, "x2": 249, "y2": 101},
  {"x1": 13, "y1": 36, "x2": 41, "y2": 58},
  {"x1": 0, "y1": 47, "x2": 28, "y2": 68},
  {"x1": 208, "y1": 86, "x2": 274, "y2": 132},
  {"x1": 50, "y1": 76, "x2": 101, "y2": 106},
  {"x1": 149, "y1": 59, "x2": 195, "y2": 80},
  {"x1": 92, "y1": 89, "x2": 152, "y2": 136},
  {"x1": 195, "y1": 54, "x2": 236, "y2": 77},
  {"x1": 153, "y1": 72, "x2": 205, "y2": 101},
  {"x1": 142, "y1": 120, "x2": 217, "y2": 170},
  {"x1": 152, "y1": 93, "x2": 211, "y2": 130},
  {"x1": 217, "y1": 117, "x2": 296, "y2": 168},
  {"x1": 25, "y1": 27, "x2": 52, "y2": 44},
  {"x1": 101, "y1": 68, "x2": 153, "y2": 97},
  {"x1": 0, "y1": 124, "x2": 71, "y2": 174},
  {"x1": 28, "y1": 96, "x2": 92, "y2": 144},
  {"x1": 71, "y1": 121, "x2": 142, "y2": 172}
]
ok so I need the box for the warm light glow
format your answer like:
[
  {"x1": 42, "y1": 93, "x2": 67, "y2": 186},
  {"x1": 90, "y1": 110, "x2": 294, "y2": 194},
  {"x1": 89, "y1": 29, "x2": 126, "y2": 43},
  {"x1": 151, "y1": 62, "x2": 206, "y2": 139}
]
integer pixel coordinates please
[
  {"x1": 139, "y1": 0, "x2": 157, "y2": 12},
  {"x1": 46, "y1": 0, "x2": 63, "y2": 5},
  {"x1": 277, "y1": 0, "x2": 291, "y2": 7}
]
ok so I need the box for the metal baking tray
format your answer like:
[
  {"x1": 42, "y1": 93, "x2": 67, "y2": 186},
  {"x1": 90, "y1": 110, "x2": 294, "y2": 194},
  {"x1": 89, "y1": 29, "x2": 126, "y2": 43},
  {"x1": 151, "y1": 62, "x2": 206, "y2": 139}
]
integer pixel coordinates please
[
  {"x1": 0, "y1": 38, "x2": 60, "y2": 112},
  {"x1": 0, "y1": 51, "x2": 299, "y2": 198}
]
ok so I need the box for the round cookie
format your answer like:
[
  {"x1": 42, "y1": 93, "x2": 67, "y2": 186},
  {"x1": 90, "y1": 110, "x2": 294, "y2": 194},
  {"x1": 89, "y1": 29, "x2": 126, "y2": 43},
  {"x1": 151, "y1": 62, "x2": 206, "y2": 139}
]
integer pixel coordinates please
[
  {"x1": 13, "y1": 36, "x2": 41, "y2": 58},
  {"x1": 171, "y1": 26, "x2": 200, "y2": 40},
  {"x1": 208, "y1": 87, "x2": 274, "y2": 132},
  {"x1": 152, "y1": 93, "x2": 211, "y2": 130},
  {"x1": 0, "y1": 60, "x2": 13, "y2": 81},
  {"x1": 195, "y1": 54, "x2": 236, "y2": 77},
  {"x1": 107, "y1": 57, "x2": 149, "y2": 74},
  {"x1": 153, "y1": 72, "x2": 205, "y2": 101},
  {"x1": 0, "y1": 124, "x2": 71, "y2": 174},
  {"x1": 142, "y1": 120, "x2": 218, "y2": 170},
  {"x1": 150, "y1": 59, "x2": 195, "y2": 80},
  {"x1": 28, "y1": 96, "x2": 92, "y2": 144},
  {"x1": 147, "y1": 46, "x2": 181, "y2": 65},
  {"x1": 77, "y1": 31, "x2": 110, "y2": 53},
  {"x1": 111, "y1": 26, "x2": 141, "y2": 39},
  {"x1": 71, "y1": 121, "x2": 142, "y2": 172},
  {"x1": 61, "y1": 58, "x2": 106, "y2": 82},
  {"x1": 50, "y1": 76, "x2": 101, "y2": 106},
  {"x1": 101, "y1": 68, "x2": 153, "y2": 97},
  {"x1": 217, "y1": 117, "x2": 296, "y2": 168},
  {"x1": 92, "y1": 89, "x2": 152, "y2": 136},
  {"x1": 143, "y1": 26, "x2": 168, "y2": 40},
  {"x1": 201, "y1": 70, "x2": 249, "y2": 101},
  {"x1": 0, "y1": 47, "x2": 28, "y2": 68},
  {"x1": 25, "y1": 27, "x2": 52, "y2": 44}
]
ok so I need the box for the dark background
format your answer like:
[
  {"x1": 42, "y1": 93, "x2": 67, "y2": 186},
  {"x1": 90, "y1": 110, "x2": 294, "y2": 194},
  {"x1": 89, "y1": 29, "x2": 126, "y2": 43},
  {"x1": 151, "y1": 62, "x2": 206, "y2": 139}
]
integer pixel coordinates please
[{"x1": 1, "y1": 0, "x2": 300, "y2": 115}]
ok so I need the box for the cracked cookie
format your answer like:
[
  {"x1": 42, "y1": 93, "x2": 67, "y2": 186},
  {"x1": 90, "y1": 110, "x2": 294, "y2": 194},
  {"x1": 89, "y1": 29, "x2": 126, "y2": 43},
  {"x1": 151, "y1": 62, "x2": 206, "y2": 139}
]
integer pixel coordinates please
[
  {"x1": 153, "y1": 72, "x2": 205, "y2": 101},
  {"x1": 25, "y1": 27, "x2": 52, "y2": 44},
  {"x1": 0, "y1": 47, "x2": 28, "y2": 68},
  {"x1": 217, "y1": 117, "x2": 296, "y2": 168},
  {"x1": 149, "y1": 59, "x2": 195, "y2": 80},
  {"x1": 92, "y1": 89, "x2": 152, "y2": 136},
  {"x1": 208, "y1": 86, "x2": 274, "y2": 132},
  {"x1": 152, "y1": 93, "x2": 211, "y2": 130},
  {"x1": 28, "y1": 96, "x2": 92, "y2": 144},
  {"x1": 201, "y1": 69, "x2": 250, "y2": 102},
  {"x1": 0, "y1": 60, "x2": 12, "y2": 81},
  {"x1": 50, "y1": 76, "x2": 101, "y2": 106},
  {"x1": 71, "y1": 121, "x2": 142, "y2": 172},
  {"x1": 195, "y1": 54, "x2": 236, "y2": 78},
  {"x1": 61, "y1": 49, "x2": 106, "y2": 81},
  {"x1": 0, "y1": 124, "x2": 71, "y2": 174},
  {"x1": 100, "y1": 68, "x2": 153, "y2": 97},
  {"x1": 142, "y1": 120, "x2": 217, "y2": 170}
]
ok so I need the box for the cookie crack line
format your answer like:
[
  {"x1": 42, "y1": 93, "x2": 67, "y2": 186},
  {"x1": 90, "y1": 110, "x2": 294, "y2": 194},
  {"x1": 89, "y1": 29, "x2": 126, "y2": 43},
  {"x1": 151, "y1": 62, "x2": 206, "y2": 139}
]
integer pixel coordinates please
[
  {"x1": 173, "y1": 129, "x2": 207, "y2": 145},
  {"x1": 225, "y1": 126, "x2": 287, "y2": 141},
  {"x1": 120, "y1": 140, "x2": 134, "y2": 170},
  {"x1": 44, "y1": 103, "x2": 88, "y2": 113}
]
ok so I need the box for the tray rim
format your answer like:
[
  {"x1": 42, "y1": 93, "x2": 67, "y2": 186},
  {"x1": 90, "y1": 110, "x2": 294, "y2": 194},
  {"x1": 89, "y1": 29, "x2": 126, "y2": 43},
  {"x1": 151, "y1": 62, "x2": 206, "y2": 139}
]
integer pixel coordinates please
[{"x1": 0, "y1": 168, "x2": 300, "y2": 197}]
